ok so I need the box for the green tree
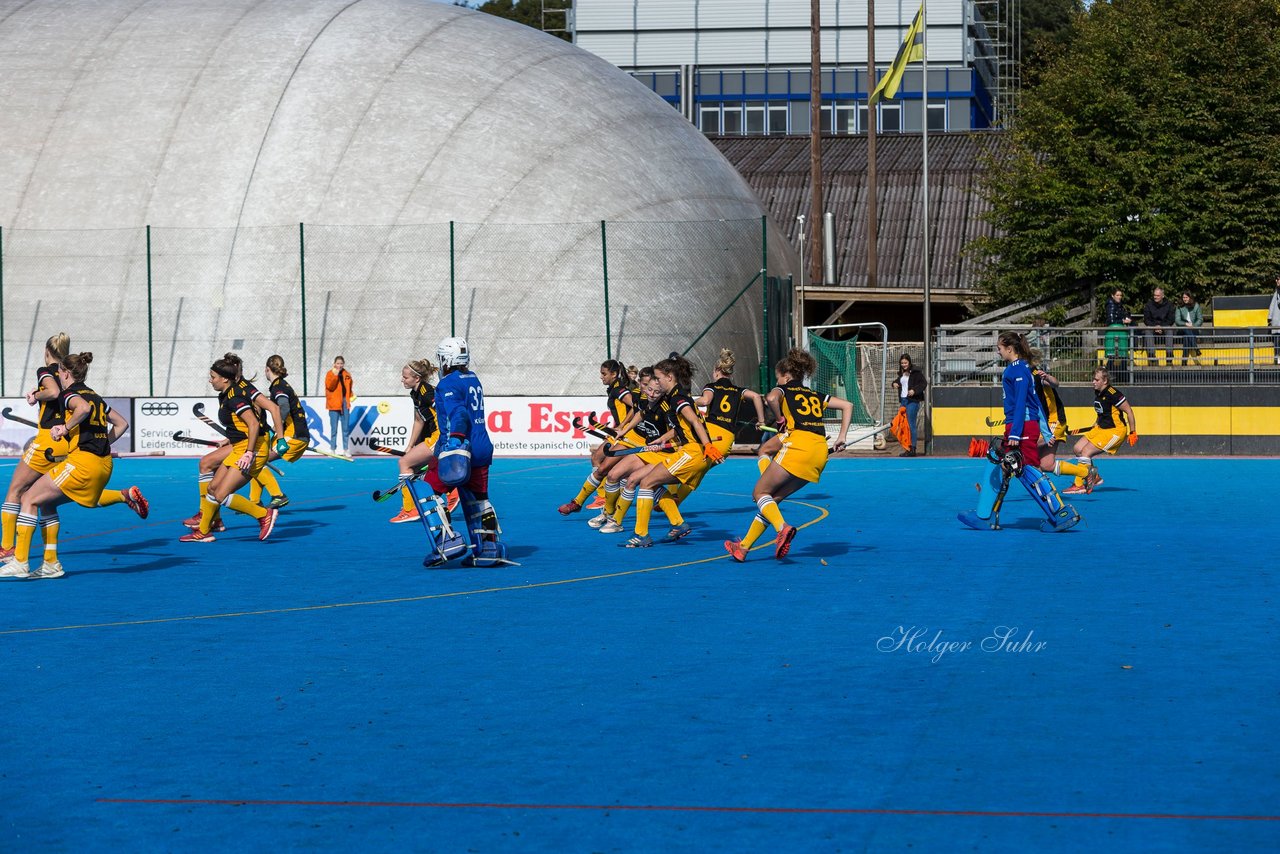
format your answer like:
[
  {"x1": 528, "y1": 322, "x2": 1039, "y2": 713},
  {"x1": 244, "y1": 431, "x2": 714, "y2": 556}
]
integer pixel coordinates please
[
  {"x1": 969, "y1": 0, "x2": 1280, "y2": 316},
  {"x1": 461, "y1": 0, "x2": 572, "y2": 41}
]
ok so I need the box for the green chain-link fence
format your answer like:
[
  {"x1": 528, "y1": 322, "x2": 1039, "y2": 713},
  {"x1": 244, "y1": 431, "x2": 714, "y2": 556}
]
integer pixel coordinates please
[{"x1": 0, "y1": 218, "x2": 785, "y2": 398}]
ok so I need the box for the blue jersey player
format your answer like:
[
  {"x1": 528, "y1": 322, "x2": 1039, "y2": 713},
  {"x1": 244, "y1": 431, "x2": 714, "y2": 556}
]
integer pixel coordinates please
[
  {"x1": 414, "y1": 336, "x2": 513, "y2": 567},
  {"x1": 959, "y1": 331, "x2": 1079, "y2": 533}
]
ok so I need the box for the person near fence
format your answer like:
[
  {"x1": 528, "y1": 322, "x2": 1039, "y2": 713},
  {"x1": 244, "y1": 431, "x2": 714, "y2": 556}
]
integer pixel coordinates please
[
  {"x1": 1062, "y1": 367, "x2": 1138, "y2": 495},
  {"x1": 390, "y1": 358, "x2": 443, "y2": 524},
  {"x1": 1175, "y1": 291, "x2": 1203, "y2": 366},
  {"x1": 1104, "y1": 289, "x2": 1133, "y2": 379},
  {"x1": 724, "y1": 348, "x2": 852, "y2": 562},
  {"x1": 1269, "y1": 276, "x2": 1280, "y2": 365},
  {"x1": 179, "y1": 355, "x2": 280, "y2": 543},
  {"x1": 1141, "y1": 287, "x2": 1175, "y2": 367},
  {"x1": 891, "y1": 354, "x2": 928, "y2": 456},
  {"x1": 0, "y1": 352, "x2": 132, "y2": 579},
  {"x1": 325, "y1": 355, "x2": 356, "y2": 456}
]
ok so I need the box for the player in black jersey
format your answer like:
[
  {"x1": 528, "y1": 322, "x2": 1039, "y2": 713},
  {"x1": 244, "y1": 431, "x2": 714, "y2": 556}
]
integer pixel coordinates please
[
  {"x1": 559, "y1": 360, "x2": 638, "y2": 516},
  {"x1": 247, "y1": 355, "x2": 312, "y2": 510},
  {"x1": 685, "y1": 348, "x2": 767, "y2": 499},
  {"x1": 595, "y1": 368, "x2": 672, "y2": 534},
  {"x1": 725, "y1": 349, "x2": 852, "y2": 562},
  {"x1": 1031, "y1": 362, "x2": 1094, "y2": 492},
  {"x1": 1063, "y1": 367, "x2": 1138, "y2": 494},
  {"x1": 390, "y1": 358, "x2": 445, "y2": 523},
  {"x1": 0, "y1": 352, "x2": 130, "y2": 579}
]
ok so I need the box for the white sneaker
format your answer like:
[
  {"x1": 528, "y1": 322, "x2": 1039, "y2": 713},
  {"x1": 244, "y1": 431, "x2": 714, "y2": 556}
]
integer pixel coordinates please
[
  {"x1": 1, "y1": 560, "x2": 31, "y2": 579},
  {"x1": 599, "y1": 519, "x2": 625, "y2": 534},
  {"x1": 587, "y1": 511, "x2": 612, "y2": 529},
  {"x1": 30, "y1": 560, "x2": 64, "y2": 579}
]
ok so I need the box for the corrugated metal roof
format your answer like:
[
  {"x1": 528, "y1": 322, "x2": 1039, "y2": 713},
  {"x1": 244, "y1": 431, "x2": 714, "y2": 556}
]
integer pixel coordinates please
[{"x1": 714, "y1": 131, "x2": 1002, "y2": 293}]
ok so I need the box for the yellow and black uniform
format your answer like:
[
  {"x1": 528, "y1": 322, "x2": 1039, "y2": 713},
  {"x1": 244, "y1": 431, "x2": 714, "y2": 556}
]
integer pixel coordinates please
[
  {"x1": 606, "y1": 377, "x2": 636, "y2": 431},
  {"x1": 22, "y1": 365, "x2": 70, "y2": 474},
  {"x1": 701, "y1": 376, "x2": 744, "y2": 456},
  {"x1": 773, "y1": 382, "x2": 831, "y2": 483},
  {"x1": 48, "y1": 381, "x2": 115, "y2": 507},
  {"x1": 1033, "y1": 368, "x2": 1068, "y2": 445},
  {"x1": 653, "y1": 389, "x2": 707, "y2": 484},
  {"x1": 1084, "y1": 384, "x2": 1130, "y2": 453},
  {"x1": 270, "y1": 377, "x2": 310, "y2": 462},
  {"x1": 219, "y1": 381, "x2": 270, "y2": 477},
  {"x1": 410, "y1": 380, "x2": 440, "y2": 448}
]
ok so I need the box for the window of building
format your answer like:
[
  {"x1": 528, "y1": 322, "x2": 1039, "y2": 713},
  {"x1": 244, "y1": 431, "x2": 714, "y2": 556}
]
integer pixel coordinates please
[
  {"x1": 790, "y1": 101, "x2": 810, "y2": 134},
  {"x1": 723, "y1": 104, "x2": 743, "y2": 134},
  {"x1": 767, "y1": 71, "x2": 789, "y2": 96},
  {"x1": 834, "y1": 70, "x2": 855, "y2": 95},
  {"x1": 745, "y1": 72, "x2": 766, "y2": 95},
  {"x1": 700, "y1": 105, "x2": 721, "y2": 135},
  {"x1": 880, "y1": 102, "x2": 901, "y2": 133},
  {"x1": 654, "y1": 72, "x2": 678, "y2": 98},
  {"x1": 768, "y1": 103, "x2": 788, "y2": 134},
  {"x1": 723, "y1": 72, "x2": 744, "y2": 96},
  {"x1": 927, "y1": 100, "x2": 946, "y2": 131},
  {"x1": 745, "y1": 101, "x2": 766, "y2": 134},
  {"x1": 699, "y1": 71, "x2": 721, "y2": 97},
  {"x1": 834, "y1": 101, "x2": 857, "y2": 133}
]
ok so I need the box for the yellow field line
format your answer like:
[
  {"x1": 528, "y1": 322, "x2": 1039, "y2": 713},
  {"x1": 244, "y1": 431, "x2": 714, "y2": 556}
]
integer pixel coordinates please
[{"x1": 0, "y1": 500, "x2": 829, "y2": 636}]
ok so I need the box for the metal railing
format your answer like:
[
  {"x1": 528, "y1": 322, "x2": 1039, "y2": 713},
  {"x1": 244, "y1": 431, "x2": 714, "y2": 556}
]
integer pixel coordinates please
[{"x1": 936, "y1": 325, "x2": 1280, "y2": 385}]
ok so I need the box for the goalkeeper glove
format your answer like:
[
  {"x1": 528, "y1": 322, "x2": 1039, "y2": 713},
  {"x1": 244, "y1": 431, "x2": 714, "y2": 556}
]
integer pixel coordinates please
[
  {"x1": 704, "y1": 444, "x2": 725, "y2": 465},
  {"x1": 1128, "y1": 432, "x2": 1139, "y2": 446}
]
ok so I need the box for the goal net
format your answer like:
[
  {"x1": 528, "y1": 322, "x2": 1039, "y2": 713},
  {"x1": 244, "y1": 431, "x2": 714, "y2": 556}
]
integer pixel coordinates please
[{"x1": 804, "y1": 322, "x2": 891, "y2": 448}]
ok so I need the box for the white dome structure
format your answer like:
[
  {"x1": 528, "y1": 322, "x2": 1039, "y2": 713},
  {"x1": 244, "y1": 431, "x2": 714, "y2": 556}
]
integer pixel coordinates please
[{"x1": 0, "y1": 0, "x2": 795, "y2": 395}]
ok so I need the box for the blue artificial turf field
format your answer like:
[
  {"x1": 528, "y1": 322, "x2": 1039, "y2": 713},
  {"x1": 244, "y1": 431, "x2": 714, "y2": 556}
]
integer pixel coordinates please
[{"x1": 1, "y1": 455, "x2": 1277, "y2": 851}]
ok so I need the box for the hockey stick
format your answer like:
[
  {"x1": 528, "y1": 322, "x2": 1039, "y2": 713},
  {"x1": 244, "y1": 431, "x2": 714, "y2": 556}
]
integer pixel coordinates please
[
  {"x1": 1, "y1": 407, "x2": 38, "y2": 429},
  {"x1": 368, "y1": 441, "x2": 404, "y2": 457},
  {"x1": 984, "y1": 415, "x2": 1006, "y2": 427},
  {"x1": 172, "y1": 431, "x2": 221, "y2": 448},
  {"x1": 192, "y1": 403, "x2": 283, "y2": 475},
  {"x1": 302, "y1": 444, "x2": 355, "y2": 462},
  {"x1": 604, "y1": 441, "x2": 676, "y2": 457}
]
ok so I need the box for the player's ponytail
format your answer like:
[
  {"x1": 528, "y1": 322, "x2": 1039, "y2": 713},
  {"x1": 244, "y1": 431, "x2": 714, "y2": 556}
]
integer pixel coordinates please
[
  {"x1": 654, "y1": 354, "x2": 694, "y2": 391},
  {"x1": 266, "y1": 354, "x2": 288, "y2": 378},
  {"x1": 997, "y1": 331, "x2": 1034, "y2": 362},
  {"x1": 776, "y1": 348, "x2": 816, "y2": 382},
  {"x1": 715, "y1": 348, "x2": 736, "y2": 377},
  {"x1": 45, "y1": 332, "x2": 71, "y2": 362},
  {"x1": 601, "y1": 359, "x2": 626, "y2": 380},
  {"x1": 211, "y1": 355, "x2": 239, "y2": 381},
  {"x1": 406, "y1": 358, "x2": 437, "y2": 381}
]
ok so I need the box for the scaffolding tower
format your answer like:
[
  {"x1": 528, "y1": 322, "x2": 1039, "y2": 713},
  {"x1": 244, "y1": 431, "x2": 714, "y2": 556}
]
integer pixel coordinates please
[{"x1": 970, "y1": 0, "x2": 1021, "y2": 128}]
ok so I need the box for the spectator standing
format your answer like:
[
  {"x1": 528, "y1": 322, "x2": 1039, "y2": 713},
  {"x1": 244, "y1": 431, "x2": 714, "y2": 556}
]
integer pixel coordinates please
[
  {"x1": 1174, "y1": 291, "x2": 1203, "y2": 365},
  {"x1": 891, "y1": 354, "x2": 928, "y2": 457},
  {"x1": 1103, "y1": 289, "x2": 1132, "y2": 380},
  {"x1": 1269, "y1": 276, "x2": 1280, "y2": 366},
  {"x1": 1141, "y1": 287, "x2": 1175, "y2": 366},
  {"x1": 324, "y1": 355, "x2": 355, "y2": 456}
]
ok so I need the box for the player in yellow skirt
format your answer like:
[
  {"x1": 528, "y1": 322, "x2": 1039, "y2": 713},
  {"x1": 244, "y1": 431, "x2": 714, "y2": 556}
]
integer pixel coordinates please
[
  {"x1": 685, "y1": 348, "x2": 767, "y2": 499},
  {"x1": 179, "y1": 355, "x2": 279, "y2": 543},
  {"x1": 390, "y1": 358, "x2": 444, "y2": 523},
  {"x1": 0, "y1": 352, "x2": 130, "y2": 579},
  {"x1": 618, "y1": 355, "x2": 720, "y2": 548},
  {"x1": 724, "y1": 348, "x2": 852, "y2": 562},
  {"x1": 246, "y1": 354, "x2": 311, "y2": 510},
  {"x1": 594, "y1": 367, "x2": 671, "y2": 534},
  {"x1": 1062, "y1": 366, "x2": 1138, "y2": 495},
  {"x1": 558, "y1": 359, "x2": 639, "y2": 517}
]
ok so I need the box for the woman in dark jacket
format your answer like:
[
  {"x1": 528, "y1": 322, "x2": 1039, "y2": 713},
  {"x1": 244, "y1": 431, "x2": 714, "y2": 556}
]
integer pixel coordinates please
[
  {"x1": 1104, "y1": 289, "x2": 1132, "y2": 379},
  {"x1": 892, "y1": 354, "x2": 928, "y2": 456}
]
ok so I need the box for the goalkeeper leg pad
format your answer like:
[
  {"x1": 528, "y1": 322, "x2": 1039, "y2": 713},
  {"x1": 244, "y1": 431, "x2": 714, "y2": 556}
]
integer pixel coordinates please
[
  {"x1": 459, "y1": 492, "x2": 518, "y2": 567},
  {"x1": 406, "y1": 481, "x2": 469, "y2": 567},
  {"x1": 1017, "y1": 469, "x2": 1081, "y2": 533}
]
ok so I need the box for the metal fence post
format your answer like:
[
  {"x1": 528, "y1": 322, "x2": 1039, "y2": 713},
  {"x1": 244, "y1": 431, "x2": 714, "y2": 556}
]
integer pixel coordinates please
[
  {"x1": 299, "y1": 222, "x2": 308, "y2": 395},
  {"x1": 601, "y1": 220, "x2": 611, "y2": 360},
  {"x1": 449, "y1": 221, "x2": 456, "y2": 336},
  {"x1": 146, "y1": 225, "x2": 154, "y2": 396},
  {"x1": 761, "y1": 214, "x2": 768, "y2": 391}
]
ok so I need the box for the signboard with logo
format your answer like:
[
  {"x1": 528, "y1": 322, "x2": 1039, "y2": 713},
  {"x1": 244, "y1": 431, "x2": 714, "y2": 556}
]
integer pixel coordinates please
[
  {"x1": 1, "y1": 396, "x2": 133, "y2": 456},
  {"x1": 131, "y1": 395, "x2": 618, "y2": 457}
]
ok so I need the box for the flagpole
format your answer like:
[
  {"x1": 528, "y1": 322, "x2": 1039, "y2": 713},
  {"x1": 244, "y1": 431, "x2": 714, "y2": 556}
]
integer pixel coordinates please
[
  {"x1": 866, "y1": 0, "x2": 878, "y2": 292},
  {"x1": 805, "y1": 0, "x2": 824, "y2": 349},
  {"x1": 921, "y1": 0, "x2": 932, "y2": 455}
]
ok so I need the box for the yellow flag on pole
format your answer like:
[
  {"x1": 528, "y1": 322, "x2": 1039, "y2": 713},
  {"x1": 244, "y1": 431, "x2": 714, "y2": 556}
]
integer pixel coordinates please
[{"x1": 869, "y1": 3, "x2": 925, "y2": 105}]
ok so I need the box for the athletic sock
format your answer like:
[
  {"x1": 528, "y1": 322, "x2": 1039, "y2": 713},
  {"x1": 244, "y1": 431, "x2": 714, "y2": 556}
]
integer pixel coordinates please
[
  {"x1": 40, "y1": 513, "x2": 59, "y2": 563},
  {"x1": 255, "y1": 468, "x2": 282, "y2": 501},
  {"x1": 634, "y1": 489, "x2": 654, "y2": 537},
  {"x1": 1053, "y1": 460, "x2": 1089, "y2": 479},
  {"x1": 14, "y1": 513, "x2": 36, "y2": 563},
  {"x1": 673, "y1": 482, "x2": 694, "y2": 504},
  {"x1": 1, "y1": 502, "x2": 19, "y2": 549},
  {"x1": 227, "y1": 493, "x2": 267, "y2": 521},
  {"x1": 573, "y1": 473, "x2": 602, "y2": 507},
  {"x1": 96, "y1": 489, "x2": 126, "y2": 507},
  {"x1": 613, "y1": 484, "x2": 636, "y2": 523},
  {"x1": 198, "y1": 472, "x2": 219, "y2": 523},
  {"x1": 756, "y1": 495, "x2": 785, "y2": 532},
  {"x1": 757, "y1": 455, "x2": 771, "y2": 475},
  {"x1": 657, "y1": 494, "x2": 684, "y2": 526},
  {"x1": 401, "y1": 480, "x2": 415, "y2": 513},
  {"x1": 739, "y1": 515, "x2": 769, "y2": 549},
  {"x1": 603, "y1": 480, "x2": 621, "y2": 514},
  {"x1": 249, "y1": 479, "x2": 264, "y2": 505}
]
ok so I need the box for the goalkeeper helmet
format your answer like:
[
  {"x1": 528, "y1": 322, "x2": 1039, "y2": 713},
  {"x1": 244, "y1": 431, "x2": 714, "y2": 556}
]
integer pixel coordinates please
[{"x1": 436, "y1": 337, "x2": 470, "y2": 369}]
